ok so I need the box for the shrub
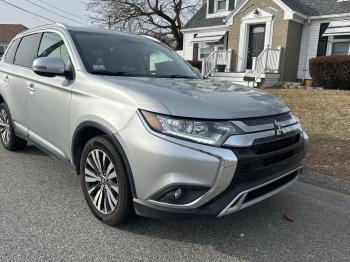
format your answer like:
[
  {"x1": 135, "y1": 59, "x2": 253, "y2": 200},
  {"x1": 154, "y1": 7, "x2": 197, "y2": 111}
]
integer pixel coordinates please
[
  {"x1": 187, "y1": 60, "x2": 202, "y2": 71},
  {"x1": 309, "y1": 55, "x2": 350, "y2": 90}
]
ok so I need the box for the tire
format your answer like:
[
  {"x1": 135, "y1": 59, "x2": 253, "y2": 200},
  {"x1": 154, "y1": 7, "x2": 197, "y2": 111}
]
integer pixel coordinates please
[
  {"x1": 80, "y1": 136, "x2": 133, "y2": 226},
  {"x1": 0, "y1": 103, "x2": 27, "y2": 151}
]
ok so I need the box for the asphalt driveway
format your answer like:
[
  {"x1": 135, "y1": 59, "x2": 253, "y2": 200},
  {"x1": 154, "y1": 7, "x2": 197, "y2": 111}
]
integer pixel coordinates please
[{"x1": 0, "y1": 145, "x2": 349, "y2": 261}]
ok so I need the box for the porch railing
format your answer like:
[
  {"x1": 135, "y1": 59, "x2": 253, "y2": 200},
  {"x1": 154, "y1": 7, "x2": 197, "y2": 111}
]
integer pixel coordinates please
[
  {"x1": 201, "y1": 49, "x2": 232, "y2": 78},
  {"x1": 253, "y1": 47, "x2": 282, "y2": 81}
]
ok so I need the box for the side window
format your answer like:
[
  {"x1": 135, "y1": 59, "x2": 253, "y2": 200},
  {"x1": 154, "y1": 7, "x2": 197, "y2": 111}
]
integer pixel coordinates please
[
  {"x1": 4, "y1": 38, "x2": 20, "y2": 64},
  {"x1": 14, "y1": 34, "x2": 38, "y2": 68},
  {"x1": 37, "y1": 33, "x2": 71, "y2": 70}
]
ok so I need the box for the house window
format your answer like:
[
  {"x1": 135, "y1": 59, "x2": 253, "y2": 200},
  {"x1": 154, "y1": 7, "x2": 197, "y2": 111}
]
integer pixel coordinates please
[
  {"x1": 0, "y1": 44, "x2": 7, "y2": 57},
  {"x1": 332, "y1": 42, "x2": 350, "y2": 55},
  {"x1": 199, "y1": 42, "x2": 224, "y2": 59},
  {"x1": 199, "y1": 43, "x2": 213, "y2": 59},
  {"x1": 216, "y1": 0, "x2": 227, "y2": 11},
  {"x1": 332, "y1": 36, "x2": 350, "y2": 55}
]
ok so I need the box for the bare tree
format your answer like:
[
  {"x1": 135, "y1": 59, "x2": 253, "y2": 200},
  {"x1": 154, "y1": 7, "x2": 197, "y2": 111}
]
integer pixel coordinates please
[{"x1": 85, "y1": 0, "x2": 201, "y2": 50}]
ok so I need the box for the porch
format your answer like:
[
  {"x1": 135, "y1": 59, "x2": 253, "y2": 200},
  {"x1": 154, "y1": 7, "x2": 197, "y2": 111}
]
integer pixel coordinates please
[{"x1": 201, "y1": 47, "x2": 282, "y2": 87}]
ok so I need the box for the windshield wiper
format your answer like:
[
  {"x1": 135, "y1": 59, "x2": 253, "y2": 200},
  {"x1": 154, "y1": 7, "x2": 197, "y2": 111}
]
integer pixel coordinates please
[
  {"x1": 162, "y1": 75, "x2": 197, "y2": 79},
  {"x1": 90, "y1": 70, "x2": 131, "y2": 76},
  {"x1": 90, "y1": 71, "x2": 198, "y2": 79}
]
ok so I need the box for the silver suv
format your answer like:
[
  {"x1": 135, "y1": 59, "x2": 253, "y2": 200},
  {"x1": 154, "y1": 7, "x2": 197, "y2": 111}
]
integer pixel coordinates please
[{"x1": 0, "y1": 24, "x2": 308, "y2": 225}]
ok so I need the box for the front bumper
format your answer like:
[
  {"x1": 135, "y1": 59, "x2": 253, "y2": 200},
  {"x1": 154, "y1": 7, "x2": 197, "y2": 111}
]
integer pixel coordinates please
[
  {"x1": 134, "y1": 166, "x2": 303, "y2": 219},
  {"x1": 118, "y1": 112, "x2": 308, "y2": 219}
]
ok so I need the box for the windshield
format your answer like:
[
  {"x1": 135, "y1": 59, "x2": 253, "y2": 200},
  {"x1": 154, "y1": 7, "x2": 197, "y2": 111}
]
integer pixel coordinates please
[{"x1": 70, "y1": 31, "x2": 199, "y2": 79}]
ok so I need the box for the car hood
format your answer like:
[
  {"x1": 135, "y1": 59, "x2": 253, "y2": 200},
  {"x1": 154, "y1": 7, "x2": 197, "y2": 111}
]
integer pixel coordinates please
[{"x1": 102, "y1": 76, "x2": 290, "y2": 119}]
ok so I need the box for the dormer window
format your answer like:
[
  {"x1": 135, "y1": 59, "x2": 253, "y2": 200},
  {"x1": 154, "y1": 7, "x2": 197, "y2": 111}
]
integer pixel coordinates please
[{"x1": 216, "y1": 0, "x2": 228, "y2": 12}]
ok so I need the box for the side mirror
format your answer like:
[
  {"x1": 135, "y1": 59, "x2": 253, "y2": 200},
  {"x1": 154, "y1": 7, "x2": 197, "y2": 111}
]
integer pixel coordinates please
[{"x1": 32, "y1": 57, "x2": 66, "y2": 77}]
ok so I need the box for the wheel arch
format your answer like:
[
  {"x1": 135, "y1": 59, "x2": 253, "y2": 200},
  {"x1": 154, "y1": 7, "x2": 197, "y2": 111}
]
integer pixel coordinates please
[{"x1": 71, "y1": 121, "x2": 137, "y2": 198}]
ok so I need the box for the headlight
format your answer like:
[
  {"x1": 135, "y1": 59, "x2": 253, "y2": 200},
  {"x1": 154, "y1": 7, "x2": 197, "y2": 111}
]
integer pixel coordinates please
[{"x1": 141, "y1": 110, "x2": 243, "y2": 146}]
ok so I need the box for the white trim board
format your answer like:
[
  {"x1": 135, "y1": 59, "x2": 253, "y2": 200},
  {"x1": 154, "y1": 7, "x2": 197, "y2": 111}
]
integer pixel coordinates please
[
  {"x1": 181, "y1": 25, "x2": 228, "y2": 32},
  {"x1": 225, "y1": 0, "x2": 305, "y2": 25},
  {"x1": 225, "y1": 0, "x2": 350, "y2": 26},
  {"x1": 237, "y1": 8, "x2": 275, "y2": 72}
]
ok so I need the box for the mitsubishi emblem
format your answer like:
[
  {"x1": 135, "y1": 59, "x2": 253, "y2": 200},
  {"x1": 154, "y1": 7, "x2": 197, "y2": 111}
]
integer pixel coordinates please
[{"x1": 273, "y1": 120, "x2": 286, "y2": 136}]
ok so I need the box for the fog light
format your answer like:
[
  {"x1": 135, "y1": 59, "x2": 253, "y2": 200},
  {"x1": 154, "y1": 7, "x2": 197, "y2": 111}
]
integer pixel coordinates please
[
  {"x1": 160, "y1": 187, "x2": 183, "y2": 202},
  {"x1": 174, "y1": 188, "x2": 183, "y2": 200},
  {"x1": 154, "y1": 186, "x2": 209, "y2": 205}
]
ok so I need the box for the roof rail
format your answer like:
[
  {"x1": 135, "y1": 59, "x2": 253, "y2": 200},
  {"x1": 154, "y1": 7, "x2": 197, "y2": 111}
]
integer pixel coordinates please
[
  {"x1": 140, "y1": 35, "x2": 161, "y2": 43},
  {"x1": 55, "y1": 23, "x2": 69, "y2": 29},
  {"x1": 18, "y1": 23, "x2": 70, "y2": 37}
]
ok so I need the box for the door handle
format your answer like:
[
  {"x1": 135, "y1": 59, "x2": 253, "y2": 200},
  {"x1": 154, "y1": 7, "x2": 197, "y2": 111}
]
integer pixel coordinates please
[
  {"x1": 28, "y1": 83, "x2": 36, "y2": 93},
  {"x1": 2, "y1": 75, "x2": 9, "y2": 82}
]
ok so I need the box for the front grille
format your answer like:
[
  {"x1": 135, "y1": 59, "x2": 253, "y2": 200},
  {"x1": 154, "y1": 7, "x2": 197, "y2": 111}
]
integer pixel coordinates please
[
  {"x1": 263, "y1": 151, "x2": 295, "y2": 166},
  {"x1": 252, "y1": 133, "x2": 301, "y2": 154},
  {"x1": 253, "y1": 130, "x2": 301, "y2": 145},
  {"x1": 227, "y1": 133, "x2": 305, "y2": 189},
  {"x1": 241, "y1": 113, "x2": 292, "y2": 126}
]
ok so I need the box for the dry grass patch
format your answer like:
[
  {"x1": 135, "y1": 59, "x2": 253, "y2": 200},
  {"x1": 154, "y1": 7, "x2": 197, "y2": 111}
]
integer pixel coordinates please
[{"x1": 266, "y1": 88, "x2": 350, "y2": 180}]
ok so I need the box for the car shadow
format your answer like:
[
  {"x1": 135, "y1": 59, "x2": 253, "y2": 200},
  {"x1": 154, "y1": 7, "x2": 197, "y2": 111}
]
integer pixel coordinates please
[
  {"x1": 16, "y1": 145, "x2": 48, "y2": 156},
  {"x1": 117, "y1": 193, "x2": 300, "y2": 259}
]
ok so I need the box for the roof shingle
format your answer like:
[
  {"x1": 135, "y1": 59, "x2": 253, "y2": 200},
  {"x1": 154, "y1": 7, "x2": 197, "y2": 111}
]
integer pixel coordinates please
[
  {"x1": 281, "y1": 0, "x2": 350, "y2": 16},
  {"x1": 183, "y1": 0, "x2": 350, "y2": 30},
  {"x1": 183, "y1": 4, "x2": 226, "y2": 29}
]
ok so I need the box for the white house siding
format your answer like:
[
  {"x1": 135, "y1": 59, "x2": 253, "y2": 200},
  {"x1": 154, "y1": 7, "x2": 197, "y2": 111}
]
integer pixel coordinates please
[
  {"x1": 297, "y1": 21, "x2": 324, "y2": 80},
  {"x1": 297, "y1": 18, "x2": 347, "y2": 80},
  {"x1": 297, "y1": 23, "x2": 312, "y2": 80},
  {"x1": 182, "y1": 27, "x2": 229, "y2": 60},
  {"x1": 183, "y1": 32, "x2": 194, "y2": 60}
]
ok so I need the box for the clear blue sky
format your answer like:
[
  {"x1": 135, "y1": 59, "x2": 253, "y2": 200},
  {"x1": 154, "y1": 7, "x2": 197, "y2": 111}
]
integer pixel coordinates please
[{"x1": 0, "y1": 0, "x2": 91, "y2": 28}]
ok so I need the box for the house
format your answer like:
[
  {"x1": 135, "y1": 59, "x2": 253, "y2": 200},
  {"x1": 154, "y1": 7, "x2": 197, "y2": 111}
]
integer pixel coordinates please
[
  {"x1": 182, "y1": 0, "x2": 350, "y2": 87},
  {"x1": 0, "y1": 24, "x2": 27, "y2": 57}
]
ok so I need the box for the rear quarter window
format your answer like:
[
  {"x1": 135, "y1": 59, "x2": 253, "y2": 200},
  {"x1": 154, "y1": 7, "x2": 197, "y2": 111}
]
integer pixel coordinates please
[{"x1": 4, "y1": 38, "x2": 20, "y2": 64}]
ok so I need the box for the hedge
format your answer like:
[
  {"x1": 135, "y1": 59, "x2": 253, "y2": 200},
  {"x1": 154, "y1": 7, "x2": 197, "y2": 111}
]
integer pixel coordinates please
[
  {"x1": 187, "y1": 60, "x2": 202, "y2": 71},
  {"x1": 309, "y1": 55, "x2": 350, "y2": 90}
]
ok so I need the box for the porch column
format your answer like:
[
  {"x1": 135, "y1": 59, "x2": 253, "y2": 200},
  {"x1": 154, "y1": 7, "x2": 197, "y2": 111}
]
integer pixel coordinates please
[
  {"x1": 225, "y1": 49, "x2": 232, "y2": 72},
  {"x1": 213, "y1": 46, "x2": 219, "y2": 72},
  {"x1": 252, "y1": 57, "x2": 257, "y2": 71}
]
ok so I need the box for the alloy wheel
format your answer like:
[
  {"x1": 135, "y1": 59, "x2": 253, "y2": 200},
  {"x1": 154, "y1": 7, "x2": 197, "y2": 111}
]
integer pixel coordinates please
[
  {"x1": 84, "y1": 149, "x2": 119, "y2": 214},
  {"x1": 0, "y1": 109, "x2": 10, "y2": 145}
]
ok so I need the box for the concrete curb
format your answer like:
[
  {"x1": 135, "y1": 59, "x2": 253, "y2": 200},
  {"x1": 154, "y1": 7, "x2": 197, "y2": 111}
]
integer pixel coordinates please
[{"x1": 300, "y1": 170, "x2": 350, "y2": 196}]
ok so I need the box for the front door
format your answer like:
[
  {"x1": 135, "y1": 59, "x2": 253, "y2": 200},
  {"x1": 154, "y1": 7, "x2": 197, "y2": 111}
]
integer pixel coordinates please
[
  {"x1": 246, "y1": 24, "x2": 266, "y2": 69},
  {"x1": 27, "y1": 32, "x2": 73, "y2": 159}
]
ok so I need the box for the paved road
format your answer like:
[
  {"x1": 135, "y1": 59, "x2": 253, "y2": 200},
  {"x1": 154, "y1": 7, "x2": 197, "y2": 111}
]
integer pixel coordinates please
[{"x1": 0, "y1": 145, "x2": 349, "y2": 262}]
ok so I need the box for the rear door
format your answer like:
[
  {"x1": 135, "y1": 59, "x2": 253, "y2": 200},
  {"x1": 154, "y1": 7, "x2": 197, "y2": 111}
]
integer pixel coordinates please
[
  {"x1": 27, "y1": 31, "x2": 74, "y2": 159},
  {"x1": 1, "y1": 34, "x2": 39, "y2": 133}
]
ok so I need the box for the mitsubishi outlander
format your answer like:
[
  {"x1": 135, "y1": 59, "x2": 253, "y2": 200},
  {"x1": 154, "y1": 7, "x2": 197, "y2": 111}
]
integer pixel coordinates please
[{"x1": 0, "y1": 24, "x2": 308, "y2": 225}]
